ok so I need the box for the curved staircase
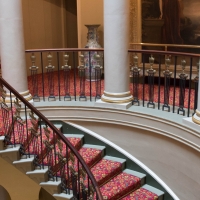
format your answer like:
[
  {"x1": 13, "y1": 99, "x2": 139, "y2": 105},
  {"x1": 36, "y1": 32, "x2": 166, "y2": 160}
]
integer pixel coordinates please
[{"x1": 0, "y1": 77, "x2": 176, "y2": 200}]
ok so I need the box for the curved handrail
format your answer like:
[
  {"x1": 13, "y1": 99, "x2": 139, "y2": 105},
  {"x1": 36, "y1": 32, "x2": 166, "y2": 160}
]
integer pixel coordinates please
[
  {"x1": 0, "y1": 77, "x2": 103, "y2": 200},
  {"x1": 25, "y1": 48, "x2": 104, "y2": 53},
  {"x1": 25, "y1": 47, "x2": 200, "y2": 58},
  {"x1": 130, "y1": 42, "x2": 200, "y2": 49},
  {"x1": 128, "y1": 49, "x2": 200, "y2": 57}
]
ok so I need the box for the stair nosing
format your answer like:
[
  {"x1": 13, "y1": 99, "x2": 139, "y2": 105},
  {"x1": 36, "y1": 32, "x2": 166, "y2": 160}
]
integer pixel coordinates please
[
  {"x1": 103, "y1": 155, "x2": 126, "y2": 164},
  {"x1": 0, "y1": 146, "x2": 20, "y2": 153},
  {"x1": 40, "y1": 180, "x2": 61, "y2": 186},
  {"x1": 142, "y1": 184, "x2": 164, "y2": 197},
  {"x1": 123, "y1": 169, "x2": 146, "y2": 179},
  {"x1": 26, "y1": 168, "x2": 48, "y2": 174},
  {"x1": 82, "y1": 144, "x2": 106, "y2": 150},
  {"x1": 13, "y1": 157, "x2": 34, "y2": 164},
  {"x1": 64, "y1": 134, "x2": 84, "y2": 138}
]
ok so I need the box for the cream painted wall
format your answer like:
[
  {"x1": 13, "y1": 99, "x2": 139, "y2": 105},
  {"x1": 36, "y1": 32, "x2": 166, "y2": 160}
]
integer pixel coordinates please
[
  {"x1": 22, "y1": 0, "x2": 67, "y2": 75},
  {"x1": 77, "y1": 0, "x2": 104, "y2": 48},
  {"x1": 22, "y1": 0, "x2": 66, "y2": 49}
]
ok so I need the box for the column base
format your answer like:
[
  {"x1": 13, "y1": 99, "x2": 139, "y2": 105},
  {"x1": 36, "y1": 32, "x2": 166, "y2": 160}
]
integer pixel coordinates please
[
  {"x1": 182, "y1": 115, "x2": 200, "y2": 133},
  {"x1": 95, "y1": 99, "x2": 132, "y2": 110},
  {"x1": 5, "y1": 90, "x2": 33, "y2": 103},
  {"x1": 101, "y1": 91, "x2": 133, "y2": 104}
]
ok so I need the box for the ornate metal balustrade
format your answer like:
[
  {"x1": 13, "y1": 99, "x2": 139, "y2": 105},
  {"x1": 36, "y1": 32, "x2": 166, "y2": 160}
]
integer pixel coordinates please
[
  {"x1": 128, "y1": 49, "x2": 200, "y2": 117},
  {"x1": 26, "y1": 48, "x2": 199, "y2": 117},
  {"x1": 0, "y1": 77, "x2": 103, "y2": 200}
]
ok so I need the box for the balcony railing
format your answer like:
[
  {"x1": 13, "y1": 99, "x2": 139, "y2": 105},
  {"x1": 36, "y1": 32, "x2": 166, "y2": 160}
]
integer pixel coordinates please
[
  {"x1": 0, "y1": 77, "x2": 103, "y2": 200},
  {"x1": 25, "y1": 48, "x2": 199, "y2": 117}
]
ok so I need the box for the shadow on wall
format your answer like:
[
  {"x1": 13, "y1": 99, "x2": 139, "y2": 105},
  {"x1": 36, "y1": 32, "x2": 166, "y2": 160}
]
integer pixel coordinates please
[
  {"x1": 0, "y1": 185, "x2": 11, "y2": 200},
  {"x1": 39, "y1": 188, "x2": 56, "y2": 200}
]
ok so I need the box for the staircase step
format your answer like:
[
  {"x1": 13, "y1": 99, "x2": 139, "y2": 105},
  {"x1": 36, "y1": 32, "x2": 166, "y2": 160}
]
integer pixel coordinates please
[
  {"x1": 0, "y1": 145, "x2": 20, "y2": 164},
  {"x1": 122, "y1": 184, "x2": 164, "y2": 200},
  {"x1": 40, "y1": 181, "x2": 61, "y2": 195},
  {"x1": 82, "y1": 144, "x2": 105, "y2": 157},
  {"x1": 103, "y1": 155, "x2": 126, "y2": 169},
  {"x1": 98, "y1": 172, "x2": 142, "y2": 200},
  {"x1": 26, "y1": 168, "x2": 48, "y2": 184},
  {"x1": 13, "y1": 156, "x2": 34, "y2": 173},
  {"x1": 123, "y1": 169, "x2": 146, "y2": 185},
  {"x1": 53, "y1": 192, "x2": 73, "y2": 200},
  {"x1": 0, "y1": 136, "x2": 5, "y2": 150},
  {"x1": 90, "y1": 157, "x2": 124, "y2": 186},
  {"x1": 64, "y1": 134, "x2": 84, "y2": 150},
  {"x1": 79, "y1": 146, "x2": 104, "y2": 167}
]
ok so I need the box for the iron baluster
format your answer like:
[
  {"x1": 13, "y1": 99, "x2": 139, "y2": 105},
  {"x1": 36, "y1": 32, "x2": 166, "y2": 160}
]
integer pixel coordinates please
[
  {"x1": 162, "y1": 56, "x2": 172, "y2": 112},
  {"x1": 95, "y1": 53, "x2": 103, "y2": 101},
  {"x1": 29, "y1": 53, "x2": 40, "y2": 101},
  {"x1": 46, "y1": 53, "x2": 56, "y2": 101},
  {"x1": 147, "y1": 55, "x2": 156, "y2": 108},
  {"x1": 131, "y1": 54, "x2": 140, "y2": 106},
  {"x1": 178, "y1": 59, "x2": 188, "y2": 116},
  {"x1": 62, "y1": 53, "x2": 71, "y2": 101},
  {"x1": 193, "y1": 62, "x2": 199, "y2": 115},
  {"x1": 78, "y1": 54, "x2": 87, "y2": 101}
]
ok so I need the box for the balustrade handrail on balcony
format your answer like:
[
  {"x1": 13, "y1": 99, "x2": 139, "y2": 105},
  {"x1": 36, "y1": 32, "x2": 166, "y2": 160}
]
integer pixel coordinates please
[
  {"x1": 128, "y1": 49, "x2": 200, "y2": 58},
  {"x1": 130, "y1": 42, "x2": 200, "y2": 52},
  {"x1": 25, "y1": 48, "x2": 104, "y2": 53},
  {"x1": 26, "y1": 47, "x2": 200, "y2": 57},
  {"x1": 0, "y1": 77, "x2": 103, "y2": 200}
]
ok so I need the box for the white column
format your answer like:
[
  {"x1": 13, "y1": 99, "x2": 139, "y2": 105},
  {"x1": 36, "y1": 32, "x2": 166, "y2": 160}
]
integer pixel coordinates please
[
  {"x1": 183, "y1": 61, "x2": 200, "y2": 132},
  {"x1": 192, "y1": 63, "x2": 200, "y2": 125},
  {"x1": 101, "y1": 0, "x2": 132, "y2": 104},
  {"x1": 0, "y1": 0, "x2": 32, "y2": 101}
]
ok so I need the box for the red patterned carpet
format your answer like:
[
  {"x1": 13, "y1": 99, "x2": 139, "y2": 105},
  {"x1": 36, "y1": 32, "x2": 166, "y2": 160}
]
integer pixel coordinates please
[
  {"x1": 122, "y1": 188, "x2": 158, "y2": 200},
  {"x1": 27, "y1": 71, "x2": 195, "y2": 109},
  {"x1": 0, "y1": 107, "x2": 164, "y2": 199}
]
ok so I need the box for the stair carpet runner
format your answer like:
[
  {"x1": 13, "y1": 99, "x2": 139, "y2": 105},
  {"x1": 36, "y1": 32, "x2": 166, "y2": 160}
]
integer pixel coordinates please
[{"x1": 0, "y1": 110, "x2": 163, "y2": 199}]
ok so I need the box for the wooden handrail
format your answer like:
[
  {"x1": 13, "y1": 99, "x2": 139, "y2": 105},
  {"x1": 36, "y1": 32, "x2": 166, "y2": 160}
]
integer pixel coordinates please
[
  {"x1": 25, "y1": 47, "x2": 200, "y2": 58},
  {"x1": 130, "y1": 42, "x2": 200, "y2": 49},
  {"x1": 25, "y1": 48, "x2": 104, "y2": 53},
  {"x1": 128, "y1": 49, "x2": 200, "y2": 58},
  {"x1": 0, "y1": 77, "x2": 103, "y2": 200}
]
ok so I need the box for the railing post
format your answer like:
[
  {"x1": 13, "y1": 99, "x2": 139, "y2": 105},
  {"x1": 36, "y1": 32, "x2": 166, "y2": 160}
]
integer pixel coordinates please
[
  {"x1": 147, "y1": 55, "x2": 156, "y2": 108},
  {"x1": 193, "y1": 63, "x2": 199, "y2": 114},
  {"x1": 46, "y1": 53, "x2": 56, "y2": 101},
  {"x1": 131, "y1": 53, "x2": 140, "y2": 106},
  {"x1": 162, "y1": 56, "x2": 172, "y2": 112},
  {"x1": 178, "y1": 59, "x2": 188, "y2": 116},
  {"x1": 62, "y1": 53, "x2": 71, "y2": 101},
  {"x1": 78, "y1": 54, "x2": 87, "y2": 101},
  {"x1": 95, "y1": 53, "x2": 103, "y2": 101},
  {"x1": 29, "y1": 53, "x2": 40, "y2": 101}
]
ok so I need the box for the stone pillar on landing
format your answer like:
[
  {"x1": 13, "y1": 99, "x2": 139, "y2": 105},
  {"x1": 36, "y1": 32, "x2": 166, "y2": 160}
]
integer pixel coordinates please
[
  {"x1": 0, "y1": 0, "x2": 32, "y2": 101},
  {"x1": 99, "y1": 0, "x2": 132, "y2": 108},
  {"x1": 192, "y1": 62, "x2": 200, "y2": 125}
]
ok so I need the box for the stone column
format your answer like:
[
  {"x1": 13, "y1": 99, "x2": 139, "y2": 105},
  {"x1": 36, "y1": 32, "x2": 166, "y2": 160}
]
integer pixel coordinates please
[
  {"x1": 0, "y1": 0, "x2": 32, "y2": 101},
  {"x1": 183, "y1": 61, "x2": 200, "y2": 132},
  {"x1": 192, "y1": 62, "x2": 200, "y2": 125},
  {"x1": 101, "y1": 0, "x2": 133, "y2": 105}
]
